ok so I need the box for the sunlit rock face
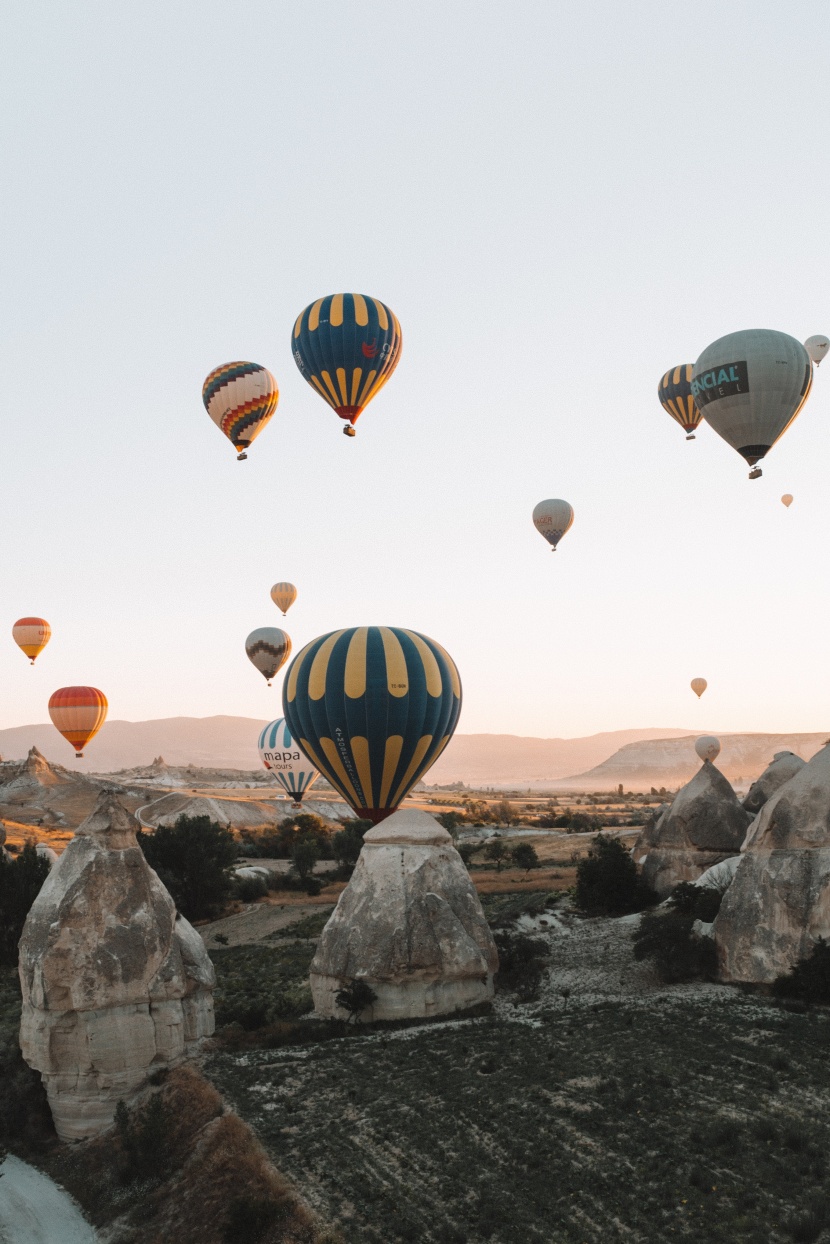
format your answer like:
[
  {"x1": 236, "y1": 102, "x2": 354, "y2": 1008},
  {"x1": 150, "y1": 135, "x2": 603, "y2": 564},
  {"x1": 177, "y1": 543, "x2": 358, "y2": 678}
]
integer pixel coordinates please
[
  {"x1": 18, "y1": 792, "x2": 214, "y2": 1142},
  {"x1": 637, "y1": 763, "x2": 751, "y2": 900},
  {"x1": 742, "y1": 751, "x2": 806, "y2": 817},
  {"x1": 716, "y1": 743, "x2": 830, "y2": 984},
  {"x1": 310, "y1": 809, "x2": 498, "y2": 1022}
]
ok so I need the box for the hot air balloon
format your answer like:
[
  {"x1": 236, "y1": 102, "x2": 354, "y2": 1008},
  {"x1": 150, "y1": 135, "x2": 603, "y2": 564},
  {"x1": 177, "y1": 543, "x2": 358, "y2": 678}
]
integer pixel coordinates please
[
  {"x1": 695, "y1": 735, "x2": 720, "y2": 763},
  {"x1": 781, "y1": 493, "x2": 793, "y2": 508},
  {"x1": 257, "y1": 717, "x2": 319, "y2": 805},
  {"x1": 804, "y1": 335, "x2": 829, "y2": 366},
  {"x1": 202, "y1": 362, "x2": 279, "y2": 460},
  {"x1": 532, "y1": 499, "x2": 574, "y2": 551},
  {"x1": 282, "y1": 626, "x2": 461, "y2": 823},
  {"x1": 245, "y1": 627, "x2": 291, "y2": 686},
  {"x1": 658, "y1": 364, "x2": 703, "y2": 440},
  {"x1": 270, "y1": 582, "x2": 297, "y2": 616},
  {"x1": 291, "y1": 293, "x2": 402, "y2": 437},
  {"x1": 12, "y1": 617, "x2": 51, "y2": 665},
  {"x1": 692, "y1": 330, "x2": 812, "y2": 478},
  {"x1": 691, "y1": 678, "x2": 707, "y2": 699},
  {"x1": 48, "y1": 687, "x2": 107, "y2": 758}
]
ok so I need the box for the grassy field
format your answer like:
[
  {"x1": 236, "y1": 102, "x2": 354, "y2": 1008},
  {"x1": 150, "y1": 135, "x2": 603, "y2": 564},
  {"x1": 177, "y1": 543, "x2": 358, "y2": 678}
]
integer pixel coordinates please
[{"x1": 203, "y1": 896, "x2": 830, "y2": 1244}]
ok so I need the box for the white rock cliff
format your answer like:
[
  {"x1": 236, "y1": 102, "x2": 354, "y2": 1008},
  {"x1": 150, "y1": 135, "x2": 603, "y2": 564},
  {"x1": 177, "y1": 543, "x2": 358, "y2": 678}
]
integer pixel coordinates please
[{"x1": 18, "y1": 792, "x2": 215, "y2": 1141}]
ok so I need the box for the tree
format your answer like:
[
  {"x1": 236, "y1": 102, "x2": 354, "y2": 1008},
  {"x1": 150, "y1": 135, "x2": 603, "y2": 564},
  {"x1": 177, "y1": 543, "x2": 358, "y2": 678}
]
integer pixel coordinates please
[
  {"x1": 334, "y1": 978, "x2": 378, "y2": 1022},
  {"x1": 290, "y1": 835, "x2": 320, "y2": 882},
  {"x1": 575, "y1": 834, "x2": 656, "y2": 916},
  {"x1": 510, "y1": 843, "x2": 540, "y2": 874},
  {"x1": 0, "y1": 844, "x2": 50, "y2": 965},
  {"x1": 332, "y1": 819, "x2": 373, "y2": 871},
  {"x1": 437, "y1": 811, "x2": 463, "y2": 835},
  {"x1": 137, "y1": 815, "x2": 238, "y2": 921},
  {"x1": 485, "y1": 839, "x2": 508, "y2": 872},
  {"x1": 492, "y1": 800, "x2": 517, "y2": 826}
]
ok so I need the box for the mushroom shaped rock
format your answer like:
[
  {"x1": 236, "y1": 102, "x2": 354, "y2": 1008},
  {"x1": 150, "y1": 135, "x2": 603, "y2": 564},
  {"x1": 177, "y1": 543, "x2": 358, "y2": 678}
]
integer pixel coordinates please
[
  {"x1": 310, "y1": 809, "x2": 498, "y2": 1022},
  {"x1": 742, "y1": 751, "x2": 806, "y2": 816},
  {"x1": 18, "y1": 792, "x2": 215, "y2": 1141},
  {"x1": 638, "y1": 763, "x2": 751, "y2": 899},
  {"x1": 715, "y1": 742, "x2": 830, "y2": 983}
]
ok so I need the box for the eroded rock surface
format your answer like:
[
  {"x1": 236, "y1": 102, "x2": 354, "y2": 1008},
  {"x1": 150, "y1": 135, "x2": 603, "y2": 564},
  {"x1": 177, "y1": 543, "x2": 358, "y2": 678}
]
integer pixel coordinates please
[
  {"x1": 636, "y1": 763, "x2": 751, "y2": 899},
  {"x1": 715, "y1": 742, "x2": 830, "y2": 984},
  {"x1": 18, "y1": 792, "x2": 214, "y2": 1141},
  {"x1": 742, "y1": 751, "x2": 806, "y2": 816},
  {"x1": 311, "y1": 809, "x2": 498, "y2": 1021}
]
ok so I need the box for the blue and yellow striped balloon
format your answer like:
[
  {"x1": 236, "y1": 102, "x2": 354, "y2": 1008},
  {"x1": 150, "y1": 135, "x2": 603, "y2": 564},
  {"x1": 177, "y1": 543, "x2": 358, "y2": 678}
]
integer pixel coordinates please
[
  {"x1": 658, "y1": 363, "x2": 702, "y2": 440},
  {"x1": 282, "y1": 627, "x2": 461, "y2": 823},
  {"x1": 291, "y1": 293, "x2": 402, "y2": 436}
]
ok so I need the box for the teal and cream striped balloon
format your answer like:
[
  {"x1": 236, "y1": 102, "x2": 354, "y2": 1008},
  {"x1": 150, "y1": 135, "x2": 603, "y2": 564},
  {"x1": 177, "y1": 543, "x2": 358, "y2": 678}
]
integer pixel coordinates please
[
  {"x1": 257, "y1": 717, "x2": 319, "y2": 803},
  {"x1": 282, "y1": 626, "x2": 462, "y2": 823}
]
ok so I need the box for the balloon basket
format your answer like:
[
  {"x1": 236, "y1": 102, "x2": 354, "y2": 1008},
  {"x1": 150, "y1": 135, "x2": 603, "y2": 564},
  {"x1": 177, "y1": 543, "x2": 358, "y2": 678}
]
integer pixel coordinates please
[
  {"x1": 343, "y1": 425, "x2": 356, "y2": 437},
  {"x1": 686, "y1": 434, "x2": 695, "y2": 440},
  {"x1": 748, "y1": 468, "x2": 763, "y2": 480}
]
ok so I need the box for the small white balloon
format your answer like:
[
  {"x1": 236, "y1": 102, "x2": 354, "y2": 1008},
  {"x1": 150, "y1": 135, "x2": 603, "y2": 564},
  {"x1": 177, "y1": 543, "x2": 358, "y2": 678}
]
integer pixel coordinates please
[
  {"x1": 804, "y1": 335, "x2": 829, "y2": 366},
  {"x1": 532, "y1": 499, "x2": 574, "y2": 552},
  {"x1": 695, "y1": 735, "x2": 720, "y2": 763}
]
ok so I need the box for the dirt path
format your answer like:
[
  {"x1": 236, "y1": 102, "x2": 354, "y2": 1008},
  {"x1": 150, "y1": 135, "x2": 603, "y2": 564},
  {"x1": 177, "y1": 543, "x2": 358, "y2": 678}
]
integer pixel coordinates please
[{"x1": 199, "y1": 901, "x2": 331, "y2": 948}]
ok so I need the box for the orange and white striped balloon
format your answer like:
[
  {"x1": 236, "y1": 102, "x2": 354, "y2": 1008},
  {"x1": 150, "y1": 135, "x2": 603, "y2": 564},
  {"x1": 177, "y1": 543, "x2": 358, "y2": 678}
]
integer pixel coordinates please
[
  {"x1": 270, "y1": 582, "x2": 297, "y2": 615},
  {"x1": 48, "y1": 687, "x2": 108, "y2": 758},
  {"x1": 12, "y1": 617, "x2": 51, "y2": 665}
]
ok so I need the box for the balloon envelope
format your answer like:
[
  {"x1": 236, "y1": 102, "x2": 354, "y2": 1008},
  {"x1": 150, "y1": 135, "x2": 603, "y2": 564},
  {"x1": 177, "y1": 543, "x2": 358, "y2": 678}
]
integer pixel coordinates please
[
  {"x1": 692, "y1": 330, "x2": 812, "y2": 471},
  {"x1": 257, "y1": 717, "x2": 319, "y2": 803},
  {"x1": 691, "y1": 678, "x2": 707, "y2": 698},
  {"x1": 246, "y1": 628, "x2": 291, "y2": 686},
  {"x1": 804, "y1": 335, "x2": 829, "y2": 366},
  {"x1": 13, "y1": 617, "x2": 51, "y2": 665},
  {"x1": 292, "y1": 293, "x2": 402, "y2": 432},
  {"x1": 202, "y1": 362, "x2": 279, "y2": 459},
  {"x1": 48, "y1": 686, "x2": 108, "y2": 757},
  {"x1": 532, "y1": 499, "x2": 574, "y2": 551},
  {"x1": 282, "y1": 626, "x2": 462, "y2": 823},
  {"x1": 270, "y1": 582, "x2": 297, "y2": 616},
  {"x1": 781, "y1": 494, "x2": 793, "y2": 508},
  {"x1": 695, "y1": 735, "x2": 720, "y2": 763},
  {"x1": 658, "y1": 364, "x2": 702, "y2": 439}
]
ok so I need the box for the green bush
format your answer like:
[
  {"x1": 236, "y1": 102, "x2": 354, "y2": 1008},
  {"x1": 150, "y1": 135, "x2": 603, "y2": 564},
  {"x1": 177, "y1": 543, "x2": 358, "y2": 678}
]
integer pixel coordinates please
[
  {"x1": 632, "y1": 910, "x2": 717, "y2": 983},
  {"x1": 290, "y1": 834, "x2": 320, "y2": 881},
  {"x1": 0, "y1": 844, "x2": 50, "y2": 965},
  {"x1": 670, "y1": 880, "x2": 723, "y2": 923},
  {"x1": 494, "y1": 931, "x2": 547, "y2": 1002},
  {"x1": 332, "y1": 819, "x2": 373, "y2": 871},
  {"x1": 334, "y1": 978, "x2": 378, "y2": 1022},
  {"x1": 137, "y1": 815, "x2": 237, "y2": 921},
  {"x1": 115, "y1": 1093, "x2": 169, "y2": 1182},
  {"x1": 773, "y1": 938, "x2": 830, "y2": 1005},
  {"x1": 233, "y1": 875, "x2": 268, "y2": 903},
  {"x1": 575, "y1": 835, "x2": 655, "y2": 916},
  {"x1": 484, "y1": 839, "x2": 508, "y2": 871},
  {"x1": 239, "y1": 814, "x2": 333, "y2": 860},
  {"x1": 511, "y1": 843, "x2": 540, "y2": 873}
]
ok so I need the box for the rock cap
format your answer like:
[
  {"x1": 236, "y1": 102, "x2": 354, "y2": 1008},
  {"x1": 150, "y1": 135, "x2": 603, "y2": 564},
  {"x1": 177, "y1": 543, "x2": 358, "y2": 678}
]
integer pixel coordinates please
[{"x1": 363, "y1": 808, "x2": 453, "y2": 846}]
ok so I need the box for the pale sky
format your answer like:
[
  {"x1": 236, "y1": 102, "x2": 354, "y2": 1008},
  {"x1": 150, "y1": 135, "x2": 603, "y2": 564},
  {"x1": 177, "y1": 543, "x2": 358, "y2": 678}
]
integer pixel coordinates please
[{"x1": 2, "y1": 1, "x2": 830, "y2": 740}]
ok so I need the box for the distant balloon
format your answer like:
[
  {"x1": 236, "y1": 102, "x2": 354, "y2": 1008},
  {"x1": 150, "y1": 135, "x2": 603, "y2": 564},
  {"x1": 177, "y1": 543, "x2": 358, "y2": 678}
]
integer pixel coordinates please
[
  {"x1": 658, "y1": 364, "x2": 703, "y2": 440},
  {"x1": 12, "y1": 617, "x2": 51, "y2": 665},
  {"x1": 283, "y1": 626, "x2": 462, "y2": 823},
  {"x1": 292, "y1": 293, "x2": 402, "y2": 436},
  {"x1": 270, "y1": 582, "x2": 297, "y2": 616},
  {"x1": 691, "y1": 678, "x2": 708, "y2": 699},
  {"x1": 692, "y1": 330, "x2": 812, "y2": 478},
  {"x1": 257, "y1": 717, "x2": 319, "y2": 805},
  {"x1": 202, "y1": 362, "x2": 279, "y2": 460},
  {"x1": 695, "y1": 735, "x2": 720, "y2": 763},
  {"x1": 245, "y1": 627, "x2": 292, "y2": 686},
  {"x1": 532, "y1": 499, "x2": 574, "y2": 552},
  {"x1": 781, "y1": 493, "x2": 793, "y2": 508},
  {"x1": 804, "y1": 335, "x2": 829, "y2": 366},
  {"x1": 48, "y1": 687, "x2": 108, "y2": 758}
]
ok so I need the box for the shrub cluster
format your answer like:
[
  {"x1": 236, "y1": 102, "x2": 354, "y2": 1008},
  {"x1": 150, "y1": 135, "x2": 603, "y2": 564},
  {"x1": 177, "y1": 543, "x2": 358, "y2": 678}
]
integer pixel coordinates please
[
  {"x1": 239, "y1": 813, "x2": 333, "y2": 860},
  {"x1": 137, "y1": 815, "x2": 237, "y2": 921},
  {"x1": 574, "y1": 835, "x2": 656, "y2": 916},
  {"x1": 0, "y1": 843, "x2": 50, "y2": 965},
  {"x1": 494, "y1": 931, "x2": 548, "y2": 1002},
  {"x1": 773, "y1": 938, "x2": 830, "y2": 1005},
  {"x1": 632, "y1": 896, "x2": 717, "y2": 983}
]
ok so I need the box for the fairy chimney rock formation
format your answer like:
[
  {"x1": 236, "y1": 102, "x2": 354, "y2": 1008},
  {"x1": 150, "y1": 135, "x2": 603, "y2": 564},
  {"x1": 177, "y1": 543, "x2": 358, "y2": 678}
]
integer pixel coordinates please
[
  {"x1": 310, "y1": 808, "x2": 498, "y2": 1022},
  {"x1": 18, "y1": 792, "x2": 215, "y2": 1142},
  {"x1": 637, "y1": 762, "x2": 751, "y2": 899},
  {"x1": 742, "y1": 751, "x2": 806, "y2": 816},
  {"x1": 715, "y1": 742, "x2": 830, "y2": 983}
]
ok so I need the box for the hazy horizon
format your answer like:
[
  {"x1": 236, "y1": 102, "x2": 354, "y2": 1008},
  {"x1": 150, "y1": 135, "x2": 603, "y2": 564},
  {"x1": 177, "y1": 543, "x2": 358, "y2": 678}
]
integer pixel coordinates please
[{"x1": 4, "y1": 2, "x2": 830, "y2": 741}]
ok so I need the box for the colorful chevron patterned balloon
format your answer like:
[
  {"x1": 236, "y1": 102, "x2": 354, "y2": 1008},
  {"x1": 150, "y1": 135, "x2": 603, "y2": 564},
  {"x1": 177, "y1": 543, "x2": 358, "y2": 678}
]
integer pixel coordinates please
[
  {"x1": 658, "y1": 363, "x2": 703, "y2": 440},
  {"x1": 202, "y1": 361, "x2": 279, "y2": 460},
  {"x1": 282, "y1": 626, "x2": 461, "y2": 823},
  {"x1": 257, "y1": 716, "x2": 319, "y2": 804},
  {"x1": 245, "y1": 627, "x2": 292, "y2": 686},
  {"x1": 48, "y1": 686, "x2": 108, "y2": 757},
  {"x1": 291, "y1": 293, "x2": 402, "y2": 436},
  {"x1": 12, "y1": 616, "x2": 51, "y2": 665}
]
